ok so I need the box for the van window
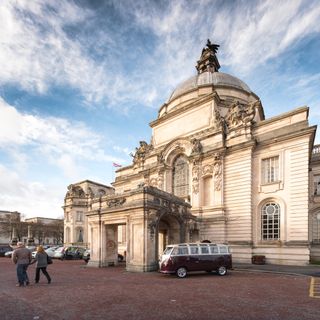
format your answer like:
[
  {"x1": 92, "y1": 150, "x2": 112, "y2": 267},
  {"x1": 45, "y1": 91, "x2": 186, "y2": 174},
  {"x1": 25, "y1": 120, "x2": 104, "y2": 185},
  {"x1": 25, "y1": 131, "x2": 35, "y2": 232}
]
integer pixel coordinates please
[
  {"x1": 219, "y1": 246, "x2": 228, "y2": 254},
  {"x1": 178, "y1": 247, "x2": 188, "y2": 255},
  {"x1": 210, "y1": 246, "x2": 218, "y2": 254},
  {"x1": 190, "y1": 246, "x2": 199, "y2": 254},
  {"x1": 163, "y1": 246, "x2": 173, "y2": 255},
  {"x1": 200, "y1": 246, "x2": 209, "y2": 254}
]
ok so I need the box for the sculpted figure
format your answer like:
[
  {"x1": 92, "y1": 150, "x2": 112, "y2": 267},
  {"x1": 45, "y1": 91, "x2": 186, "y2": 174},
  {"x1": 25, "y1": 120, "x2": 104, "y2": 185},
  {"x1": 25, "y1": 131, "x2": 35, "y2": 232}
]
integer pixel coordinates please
[
  {"x1": 132, "y1": 141, "x2": 151, "y2": 166},
  {"x1": 191, "y1": 139, "x2": 202, "y2": 154}
]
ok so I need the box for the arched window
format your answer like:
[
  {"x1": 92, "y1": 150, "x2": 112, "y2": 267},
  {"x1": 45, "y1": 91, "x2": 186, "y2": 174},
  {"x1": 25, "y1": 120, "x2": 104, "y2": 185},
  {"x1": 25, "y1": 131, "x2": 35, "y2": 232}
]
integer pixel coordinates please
[
  {"x1": 261, "y1": 202, "x2": 280, "y2": 240},
  {"x1": 173, "y1": 155, "x2": 189, "y2": 197},
  {"x1": 77, "y1": 228, "x2": 84, "y2": 243}
]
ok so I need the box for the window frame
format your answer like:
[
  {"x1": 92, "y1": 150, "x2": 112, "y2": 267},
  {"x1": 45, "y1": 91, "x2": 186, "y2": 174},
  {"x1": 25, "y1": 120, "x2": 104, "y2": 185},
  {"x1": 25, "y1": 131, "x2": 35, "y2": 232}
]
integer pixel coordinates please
[
  {"x1": 261, "y1": 156, "x2": 279, "y2": 185},
  {"x1": 261, "y1": 202, "x2": 280, "y2": 241},
  {"x1": 172, "y1": 155, "x2": 189, "y2": 198}
]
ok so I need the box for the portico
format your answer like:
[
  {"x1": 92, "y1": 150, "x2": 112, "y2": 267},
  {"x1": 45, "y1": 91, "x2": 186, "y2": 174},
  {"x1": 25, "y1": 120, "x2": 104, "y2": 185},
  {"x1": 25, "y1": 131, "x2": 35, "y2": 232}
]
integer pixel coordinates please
[{"x1": 86, "y1": 186, "x2": 195, "y2": 271}]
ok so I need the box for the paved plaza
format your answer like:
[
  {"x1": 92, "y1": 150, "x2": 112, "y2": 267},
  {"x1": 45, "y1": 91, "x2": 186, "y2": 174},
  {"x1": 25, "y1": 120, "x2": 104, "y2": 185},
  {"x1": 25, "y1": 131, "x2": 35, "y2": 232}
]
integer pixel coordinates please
[{"x1": 0, "y1": 258, "x2": 319, "y2": 320}]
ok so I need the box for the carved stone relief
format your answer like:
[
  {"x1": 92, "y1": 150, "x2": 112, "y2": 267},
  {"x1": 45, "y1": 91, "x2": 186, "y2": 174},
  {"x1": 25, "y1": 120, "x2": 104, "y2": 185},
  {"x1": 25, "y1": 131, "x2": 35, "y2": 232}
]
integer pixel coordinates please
[
  {"x1": 131, "y1": 140, "x2": 153, "y2": 167},
  {"x1": 202, "y1": 164, "x2": 213, "y2": 176},
  {"x1": 212, "y1": 107, "x2": 223, "y2": 130},
  {"x1": 106, "y1": 198, "x2": 126, "y2": 208},
  {"x1": 213, "y1": 153, "x2": 222, "y2": 191},
  {"x1": 192, "y1": 164, "x2": 200, "y2": 194},
  {"x1": 225, "y1": 100, "x2": 258, "y2": 130},
  {"x1": 191, "y1": 138, "x2": 202, "y2": 154}
]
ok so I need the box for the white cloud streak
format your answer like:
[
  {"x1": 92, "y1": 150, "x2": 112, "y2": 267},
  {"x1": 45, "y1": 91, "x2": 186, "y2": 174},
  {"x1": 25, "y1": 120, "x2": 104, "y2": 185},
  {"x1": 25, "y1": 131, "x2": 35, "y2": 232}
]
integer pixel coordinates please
[
  {"x1": 0, "y1": 97, "x2": 124, "y2": 178},
  {"x1": 1, "y1": 0, "x2": 320, "y2": 109}
]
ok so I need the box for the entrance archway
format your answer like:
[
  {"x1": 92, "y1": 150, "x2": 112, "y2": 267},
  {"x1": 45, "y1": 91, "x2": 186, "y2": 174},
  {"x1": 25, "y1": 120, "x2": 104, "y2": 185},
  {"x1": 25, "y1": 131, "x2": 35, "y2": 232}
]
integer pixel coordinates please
[{"x1": 157, "y1": 214, "x2": 182, "y2": 258}]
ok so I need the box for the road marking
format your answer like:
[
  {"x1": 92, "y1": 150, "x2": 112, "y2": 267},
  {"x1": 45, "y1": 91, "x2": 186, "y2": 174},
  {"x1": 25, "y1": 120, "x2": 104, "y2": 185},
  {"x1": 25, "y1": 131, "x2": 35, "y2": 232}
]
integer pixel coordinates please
[{"x1": 309, "y1": 277, "x2": 320, "y2": 298}]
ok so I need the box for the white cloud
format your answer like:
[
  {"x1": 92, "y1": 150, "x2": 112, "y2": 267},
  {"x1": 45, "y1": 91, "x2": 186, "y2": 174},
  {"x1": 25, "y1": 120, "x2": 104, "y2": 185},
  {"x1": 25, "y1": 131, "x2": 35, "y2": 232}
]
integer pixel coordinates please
[
  {"x1": 218, "y1": 0, "x2": 320, "y2": 73},
  {"x1": 0, "y1": 163, "x2": 64, "y2": 218},
  {"x1": 0, "y1": 97, "x2": 128, "y2": 218},
  {"x1": 0, "y1": 98, "x2": 125, "y2": 177}
]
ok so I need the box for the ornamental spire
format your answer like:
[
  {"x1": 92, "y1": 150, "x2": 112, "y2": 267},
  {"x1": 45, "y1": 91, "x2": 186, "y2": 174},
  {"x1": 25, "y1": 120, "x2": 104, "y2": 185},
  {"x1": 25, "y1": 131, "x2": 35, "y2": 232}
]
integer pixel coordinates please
[{"x1": 196, "y1": 39, "x2": 220, "y2": 74}]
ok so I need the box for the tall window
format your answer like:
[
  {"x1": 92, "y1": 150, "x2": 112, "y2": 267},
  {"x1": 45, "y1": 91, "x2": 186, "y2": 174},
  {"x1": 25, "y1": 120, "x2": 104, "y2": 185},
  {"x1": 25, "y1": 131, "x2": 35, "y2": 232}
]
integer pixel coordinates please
[
  {"x1": 173, "y1": 155, "x2": 189, "y2": 197},
  {"x1": 203, "y1": 176, "x2": 212, "y2": 206},
  {"x1": 261, "y1": 202, "x2": 280, "y2": 241},
  {"x1": 314, "y1": 175, "x2": 320, "y2": 196},
  {"x1": 76, "y1": 211, "x2": 83, "y2": 222},
  {"x1": 262, "y1": 156, "x2": 279, "y2": 184}
]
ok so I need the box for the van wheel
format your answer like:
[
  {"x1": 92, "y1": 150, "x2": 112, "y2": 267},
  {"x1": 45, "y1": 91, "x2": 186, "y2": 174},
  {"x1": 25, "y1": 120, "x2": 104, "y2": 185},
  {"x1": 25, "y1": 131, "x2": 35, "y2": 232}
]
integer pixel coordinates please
[
  {"x1": 176, "y1": 267, "x2": 187, "y2": 278},
  {"x1": 217, "y1": 266, "x2": 227, "y2": 276}
]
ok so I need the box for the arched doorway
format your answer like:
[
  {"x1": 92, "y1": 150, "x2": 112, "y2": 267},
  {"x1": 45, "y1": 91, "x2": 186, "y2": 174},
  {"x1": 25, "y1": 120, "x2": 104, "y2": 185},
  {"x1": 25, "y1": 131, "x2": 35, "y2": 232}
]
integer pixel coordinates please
[{"x1": 156, "y1": 213, "x2": 184, "y2": 261}]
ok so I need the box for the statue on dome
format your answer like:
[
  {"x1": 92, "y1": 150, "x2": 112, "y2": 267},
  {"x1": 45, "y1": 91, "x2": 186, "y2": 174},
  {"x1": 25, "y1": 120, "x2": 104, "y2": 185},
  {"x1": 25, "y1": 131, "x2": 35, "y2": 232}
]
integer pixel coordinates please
[
  {"x1": 206, "y1": 39, "x2": 220, "y2": 53},
  {"x1": 197, "y1": 39, "x2": 220, "y2": 73}
]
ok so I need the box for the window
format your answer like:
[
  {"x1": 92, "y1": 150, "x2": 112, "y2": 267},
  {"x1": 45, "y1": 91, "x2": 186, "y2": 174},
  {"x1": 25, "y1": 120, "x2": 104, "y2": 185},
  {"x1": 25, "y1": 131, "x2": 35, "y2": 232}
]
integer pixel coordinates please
[
  {"x1": 261, "y1": 202, "x2": 280, "y2": 241},
  {"x1": 200, "y1": 246, "x2": 209, "y2": 254},
  {"x1": 172, "y1": 247, "x2": 188, "y2": 255},
  {"x1": 173, "y1": 156, "x2": 189, "y2": 197},
  {"x1": 177, "y1": 247, "x2": 188, "y2": 255},
  {"x1": 76, "y1": 211, "x2": 83, "y2": 222},
  {"x1": 262, "y1": 156, "x2": 279, "y2": 184},
  {"x1": 314, "y1": 175, "x2": 320, "y2": 196},
  {"x1": 219, "y1": 246, "x2": 228, "y2": 254},
  {"x1": 190, "y1": 246, "x2": 199, "y2": 254},
  {"x1": 210, "y1": 245, "x2": 218, "y2": 254}
]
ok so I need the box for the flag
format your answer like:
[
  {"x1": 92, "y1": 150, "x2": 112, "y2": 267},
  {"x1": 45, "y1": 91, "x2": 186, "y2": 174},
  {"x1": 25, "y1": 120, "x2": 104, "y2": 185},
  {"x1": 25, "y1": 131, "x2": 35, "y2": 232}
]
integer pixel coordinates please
[{"x1": 113, "y1": 162, "x2": 122, "y2": 168}]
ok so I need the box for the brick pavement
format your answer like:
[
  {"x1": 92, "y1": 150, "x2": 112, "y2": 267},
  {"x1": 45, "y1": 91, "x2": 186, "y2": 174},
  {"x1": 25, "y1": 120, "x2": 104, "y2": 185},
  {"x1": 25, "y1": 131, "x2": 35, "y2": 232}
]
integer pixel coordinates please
[{"x1": 1, "y1": 258, "x2": 319, "y2": 320}]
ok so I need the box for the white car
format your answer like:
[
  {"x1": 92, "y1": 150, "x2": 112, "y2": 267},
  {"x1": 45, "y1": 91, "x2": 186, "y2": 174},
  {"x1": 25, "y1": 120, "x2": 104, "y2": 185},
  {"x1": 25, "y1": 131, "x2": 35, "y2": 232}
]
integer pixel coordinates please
[
  {"x1": 53, "y1": 246, "x2": 65, "y2": 259},
  {"x1": 45, "y1": 246, "x2": 60, "y2": 258},
  {"x1": 4, "y1": 250, "x2": 13, "y2": 258}
]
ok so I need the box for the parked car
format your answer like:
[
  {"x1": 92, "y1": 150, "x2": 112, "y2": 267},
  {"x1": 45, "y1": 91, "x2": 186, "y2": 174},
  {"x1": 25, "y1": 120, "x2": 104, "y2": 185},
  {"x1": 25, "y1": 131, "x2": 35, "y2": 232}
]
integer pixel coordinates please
[
  {"x1": 53, "y1": 246, "x2": 66, "y2": 259},
  {"x1": 0, "y1": 245, "x2": 13, "y2": 257},
  {"x1": 45, "y1": 246, "x2": 60, "y2": 258},
  {"x1": 4, "y1": 250, "x2": 13, "y2": 258},
  {"x1": 64, "y1": 247, "x2": 86, "y2": 260},
  {"x1": 159, "y1": 243, "x2": 232, "y2": 278},
  {"x1": 82, "y1": 249, "x2": 124, "y2": 263}
]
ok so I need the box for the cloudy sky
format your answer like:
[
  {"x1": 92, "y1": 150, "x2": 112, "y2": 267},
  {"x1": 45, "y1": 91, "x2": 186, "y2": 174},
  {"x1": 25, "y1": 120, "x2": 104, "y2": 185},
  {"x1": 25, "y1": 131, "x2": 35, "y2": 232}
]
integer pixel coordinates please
[{"x1": 0, "y1": 0, "x2": 319, "y2": 219}]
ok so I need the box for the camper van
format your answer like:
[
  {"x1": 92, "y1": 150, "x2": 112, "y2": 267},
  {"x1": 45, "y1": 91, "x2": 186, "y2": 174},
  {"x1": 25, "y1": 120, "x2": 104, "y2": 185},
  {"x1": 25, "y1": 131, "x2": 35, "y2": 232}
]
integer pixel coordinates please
[{"x1": 159, "y1": 243, "x2": 232, "y2": 278}]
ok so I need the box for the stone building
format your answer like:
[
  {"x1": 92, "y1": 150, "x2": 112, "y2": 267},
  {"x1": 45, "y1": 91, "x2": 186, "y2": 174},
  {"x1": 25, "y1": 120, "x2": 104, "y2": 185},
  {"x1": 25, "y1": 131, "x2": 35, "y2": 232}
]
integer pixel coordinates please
[
  {"x1": 0, "y1": 210, "x2": 20, "y2": 244},
  {"x1": 63, "y1": 180, "x2": 114, "y2": 247},
  {"x1": 63, "y1": 40, "x2": 319, "y2": 270},
  {"x1": 310, "y1": 145, "x2": 320, "y2": 261}
]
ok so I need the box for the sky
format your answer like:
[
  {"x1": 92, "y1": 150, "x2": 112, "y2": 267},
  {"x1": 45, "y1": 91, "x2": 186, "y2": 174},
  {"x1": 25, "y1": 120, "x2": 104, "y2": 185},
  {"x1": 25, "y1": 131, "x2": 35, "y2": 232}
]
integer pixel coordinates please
[{"x1": 0, "y1": 0, "x2": 320, "y2": 219}]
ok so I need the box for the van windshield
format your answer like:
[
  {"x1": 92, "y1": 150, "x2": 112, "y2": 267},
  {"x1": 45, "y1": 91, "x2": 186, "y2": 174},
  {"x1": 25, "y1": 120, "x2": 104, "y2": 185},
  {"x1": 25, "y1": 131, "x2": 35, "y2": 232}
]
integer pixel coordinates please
[{"x1": 163, "y1": 246, "x2": 173, "y2": 255}]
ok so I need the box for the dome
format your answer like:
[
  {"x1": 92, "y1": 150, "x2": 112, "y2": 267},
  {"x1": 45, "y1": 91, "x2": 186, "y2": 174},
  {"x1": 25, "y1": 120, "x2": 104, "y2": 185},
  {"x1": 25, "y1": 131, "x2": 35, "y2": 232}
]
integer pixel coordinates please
[{"x1": 167, "y1": 71, "x2": 252, "y2": 103}]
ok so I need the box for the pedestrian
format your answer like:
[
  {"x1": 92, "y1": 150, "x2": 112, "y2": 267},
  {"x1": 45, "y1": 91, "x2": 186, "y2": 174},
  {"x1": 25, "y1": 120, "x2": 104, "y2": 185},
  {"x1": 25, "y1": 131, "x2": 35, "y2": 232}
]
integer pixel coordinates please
[
  {"x1": 31, "y1": 245, "x2": 51, "y2": 284},
  {"x1": 12, "y1": 242, "x2": 31, "y2": 287}
]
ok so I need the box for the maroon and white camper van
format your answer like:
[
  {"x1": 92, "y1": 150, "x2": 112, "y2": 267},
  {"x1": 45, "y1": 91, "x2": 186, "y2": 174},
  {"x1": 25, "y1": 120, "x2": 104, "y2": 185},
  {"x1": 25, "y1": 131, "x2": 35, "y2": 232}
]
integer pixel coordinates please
[{"x1": 159, "y1": 243, "x2": 232, "y2": 278}]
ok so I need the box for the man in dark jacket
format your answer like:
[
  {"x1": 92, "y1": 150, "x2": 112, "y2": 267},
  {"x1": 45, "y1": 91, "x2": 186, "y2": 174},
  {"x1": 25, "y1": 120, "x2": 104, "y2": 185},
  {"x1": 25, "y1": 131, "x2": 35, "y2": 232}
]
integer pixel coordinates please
[{"x1": 12, "y1": 242, "x2": 31, "y2": 287}]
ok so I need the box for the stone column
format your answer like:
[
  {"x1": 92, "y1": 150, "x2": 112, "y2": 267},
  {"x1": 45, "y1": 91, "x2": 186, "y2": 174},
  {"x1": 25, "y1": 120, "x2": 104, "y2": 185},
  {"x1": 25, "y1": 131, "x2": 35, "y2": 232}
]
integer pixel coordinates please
[
  {"x1": 10, "y1": 227, "x2": 17, "y2": 245},
  {"x1": 27, "y1": 225, "x2": 34, "y2": 246}
]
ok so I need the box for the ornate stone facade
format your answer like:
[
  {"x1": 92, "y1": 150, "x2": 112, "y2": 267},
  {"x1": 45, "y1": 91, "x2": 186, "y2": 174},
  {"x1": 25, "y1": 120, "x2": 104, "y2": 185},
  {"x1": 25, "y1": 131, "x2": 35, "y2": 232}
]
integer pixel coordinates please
[{"x1": 64, "y1": 41, "x2": 319, "y2": 269}]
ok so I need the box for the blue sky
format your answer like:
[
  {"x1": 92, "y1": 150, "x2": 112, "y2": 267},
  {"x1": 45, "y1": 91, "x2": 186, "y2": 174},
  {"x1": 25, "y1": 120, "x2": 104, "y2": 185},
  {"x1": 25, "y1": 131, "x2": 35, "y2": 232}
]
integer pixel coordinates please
[{"x1": 0, "y1": 0, "x2": 319, "y2": 219}]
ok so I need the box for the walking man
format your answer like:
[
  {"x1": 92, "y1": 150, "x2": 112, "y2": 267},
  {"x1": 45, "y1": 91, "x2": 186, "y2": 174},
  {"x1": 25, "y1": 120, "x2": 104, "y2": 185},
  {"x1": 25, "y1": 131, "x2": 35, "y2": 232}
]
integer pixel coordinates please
[{"x1": 12, "y1": 242, "x2": 31, "y2": 287}]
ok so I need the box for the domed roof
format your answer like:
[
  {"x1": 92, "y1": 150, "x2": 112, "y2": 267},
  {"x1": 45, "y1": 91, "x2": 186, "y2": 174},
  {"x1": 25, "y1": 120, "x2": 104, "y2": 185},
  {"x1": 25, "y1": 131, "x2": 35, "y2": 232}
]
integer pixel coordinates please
[{"x1": 168, "y1": 71, "x2": 252, "y2": 103}]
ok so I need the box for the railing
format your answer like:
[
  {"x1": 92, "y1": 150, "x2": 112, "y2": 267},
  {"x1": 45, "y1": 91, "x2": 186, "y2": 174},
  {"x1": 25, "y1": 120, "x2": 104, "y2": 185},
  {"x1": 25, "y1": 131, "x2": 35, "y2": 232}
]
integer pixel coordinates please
[{"x1": 313, "y1": 144, "x2": 320, "y2": 154}]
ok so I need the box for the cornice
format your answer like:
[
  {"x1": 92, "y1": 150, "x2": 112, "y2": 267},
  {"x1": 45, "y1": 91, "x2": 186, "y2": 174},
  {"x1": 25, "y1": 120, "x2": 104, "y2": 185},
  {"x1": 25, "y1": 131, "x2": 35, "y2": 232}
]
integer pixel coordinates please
[
  {"x1": 150, "y1": 92, "x2": 217, "y2": 128},
  {"x1": 255, "y1": 125, "x2": 317, "y2": 150}
]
